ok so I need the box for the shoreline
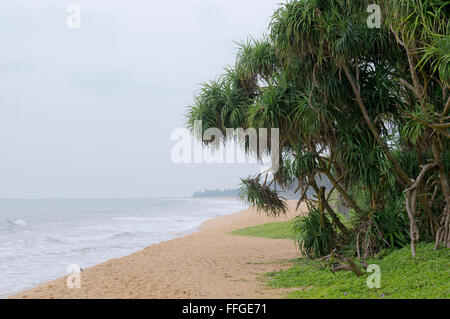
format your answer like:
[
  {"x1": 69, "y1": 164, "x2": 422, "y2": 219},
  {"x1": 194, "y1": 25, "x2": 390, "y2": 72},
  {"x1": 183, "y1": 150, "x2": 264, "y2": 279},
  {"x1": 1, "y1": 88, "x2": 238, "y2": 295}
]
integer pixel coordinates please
[{"x1": 10, "y1": 200, "x2": 302, "y2": 299}]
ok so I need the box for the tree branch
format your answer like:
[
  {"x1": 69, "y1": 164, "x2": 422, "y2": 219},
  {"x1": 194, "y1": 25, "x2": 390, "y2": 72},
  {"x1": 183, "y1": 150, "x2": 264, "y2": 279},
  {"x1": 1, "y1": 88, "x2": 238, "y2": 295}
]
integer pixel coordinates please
[
  {"x1": 404, "y1": 163, "x2": 438, "y2": 193},
  {"x1": 341, "y1": 62, "x2": 412, "y2": 186}
]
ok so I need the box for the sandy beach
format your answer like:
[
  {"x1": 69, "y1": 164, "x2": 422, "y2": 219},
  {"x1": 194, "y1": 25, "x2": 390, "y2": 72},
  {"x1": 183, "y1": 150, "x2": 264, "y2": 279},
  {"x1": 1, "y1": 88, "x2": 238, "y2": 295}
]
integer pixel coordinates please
[{"x1": 10, "y1": 200, "x2": 303, "y2": 299}]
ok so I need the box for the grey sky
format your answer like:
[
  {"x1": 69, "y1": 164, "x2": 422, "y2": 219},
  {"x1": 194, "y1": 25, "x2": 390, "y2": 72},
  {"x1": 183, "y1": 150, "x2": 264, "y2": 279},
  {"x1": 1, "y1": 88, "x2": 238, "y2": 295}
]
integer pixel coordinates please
[{"x1": 0, "y1": 0, "x2": 282, "y2": 198}]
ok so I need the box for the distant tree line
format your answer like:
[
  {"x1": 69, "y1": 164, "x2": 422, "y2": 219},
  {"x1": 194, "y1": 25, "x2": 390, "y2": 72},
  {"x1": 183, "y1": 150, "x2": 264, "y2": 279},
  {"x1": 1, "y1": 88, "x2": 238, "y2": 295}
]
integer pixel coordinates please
[{"x1": 192, "y1": 189, "x2": 240, "y2": 198}]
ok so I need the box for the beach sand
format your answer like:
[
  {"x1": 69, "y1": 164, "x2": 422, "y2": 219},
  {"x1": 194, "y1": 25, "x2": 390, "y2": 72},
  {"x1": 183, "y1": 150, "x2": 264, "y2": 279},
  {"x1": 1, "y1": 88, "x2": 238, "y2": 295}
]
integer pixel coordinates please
[{"x1": 10, "y1": 200, "x2": 304, "y2": 299}]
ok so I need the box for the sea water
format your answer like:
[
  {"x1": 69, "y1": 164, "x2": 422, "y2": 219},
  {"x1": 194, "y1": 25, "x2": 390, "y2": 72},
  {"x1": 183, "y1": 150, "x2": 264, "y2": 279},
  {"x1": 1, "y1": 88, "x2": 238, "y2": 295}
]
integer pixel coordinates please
[{"x1": 0, "y1": 198, "x2": 247, "y2": 297}]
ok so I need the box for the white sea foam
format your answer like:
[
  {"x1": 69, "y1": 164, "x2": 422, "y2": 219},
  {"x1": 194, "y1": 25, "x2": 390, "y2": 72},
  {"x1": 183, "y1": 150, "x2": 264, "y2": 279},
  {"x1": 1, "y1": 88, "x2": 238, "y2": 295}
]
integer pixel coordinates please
[{"x1": 8, "y1": 219, "x2": 27, "y2": 227}]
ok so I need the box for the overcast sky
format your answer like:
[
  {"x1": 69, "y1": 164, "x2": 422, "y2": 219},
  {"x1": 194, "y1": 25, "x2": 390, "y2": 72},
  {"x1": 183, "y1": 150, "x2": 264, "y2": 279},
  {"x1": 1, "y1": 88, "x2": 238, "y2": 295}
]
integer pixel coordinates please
[{"x1": 0, "y1": 0, "x2": 282, "y2": 198}]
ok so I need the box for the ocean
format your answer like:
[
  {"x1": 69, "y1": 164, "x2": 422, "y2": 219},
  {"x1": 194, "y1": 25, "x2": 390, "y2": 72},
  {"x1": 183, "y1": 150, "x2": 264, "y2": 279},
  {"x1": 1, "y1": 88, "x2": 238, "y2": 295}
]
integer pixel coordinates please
[{"x1": 0, "y1": 198, "x2": 247, "y2": 297}]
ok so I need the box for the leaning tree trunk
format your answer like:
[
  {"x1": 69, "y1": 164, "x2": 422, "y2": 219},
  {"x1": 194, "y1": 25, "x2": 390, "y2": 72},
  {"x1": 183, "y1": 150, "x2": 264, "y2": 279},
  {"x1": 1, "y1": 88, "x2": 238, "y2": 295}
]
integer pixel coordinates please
[
  {"x1": 341, "y1": 62, "x2": 412, "y2": 188},
  {"x1": 310, "y1": 181, "x2": 350, "y2": 237}
]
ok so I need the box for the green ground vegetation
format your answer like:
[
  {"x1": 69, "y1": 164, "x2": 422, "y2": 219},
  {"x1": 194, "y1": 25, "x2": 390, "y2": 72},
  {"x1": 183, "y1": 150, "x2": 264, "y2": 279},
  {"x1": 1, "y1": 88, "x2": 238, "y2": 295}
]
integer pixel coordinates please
[{"x1": 232, "y1": 221, "x2": 450, "y2": 299}]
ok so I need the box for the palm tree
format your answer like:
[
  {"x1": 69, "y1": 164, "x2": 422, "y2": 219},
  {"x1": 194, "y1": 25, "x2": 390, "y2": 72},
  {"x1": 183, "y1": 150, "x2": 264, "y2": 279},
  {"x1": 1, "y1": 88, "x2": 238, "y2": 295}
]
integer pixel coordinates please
[{"x1": 187, "y1": 0, "x2": 450, "y2": 256}]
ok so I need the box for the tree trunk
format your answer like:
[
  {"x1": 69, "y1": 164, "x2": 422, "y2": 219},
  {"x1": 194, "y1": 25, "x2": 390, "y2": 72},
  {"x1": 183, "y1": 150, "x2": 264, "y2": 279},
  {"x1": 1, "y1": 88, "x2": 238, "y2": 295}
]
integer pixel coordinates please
[
  {"x1": 405, "y1": 188, "x2": 419, "y2": 257},
  {"x1": 310, "y1": 180, "x2": 350, "y2": 237},
  {"x1": 319, "y1": 167, "x2": 365, "y2": 217},
  {"x1": 341, "y1": 62, "x2": 412, "y2": 187}
]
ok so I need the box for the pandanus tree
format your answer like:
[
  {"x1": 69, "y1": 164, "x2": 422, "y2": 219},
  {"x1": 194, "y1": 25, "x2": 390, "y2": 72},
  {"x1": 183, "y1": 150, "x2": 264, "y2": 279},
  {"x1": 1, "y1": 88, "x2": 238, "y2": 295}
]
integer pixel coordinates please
[{"x1": 187, "y1": 0, "x2": 449, "y2": 257}]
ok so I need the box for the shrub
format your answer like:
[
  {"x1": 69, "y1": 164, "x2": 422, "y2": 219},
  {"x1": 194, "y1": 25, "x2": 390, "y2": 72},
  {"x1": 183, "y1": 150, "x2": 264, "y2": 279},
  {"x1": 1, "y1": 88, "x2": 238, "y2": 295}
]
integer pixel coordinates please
[
  {"x1": 372, "y1": 200, "x2": 410, "y2": 249},
  {"x1": 293, "y1": 206, "x2": 336, "y2": 258}
]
